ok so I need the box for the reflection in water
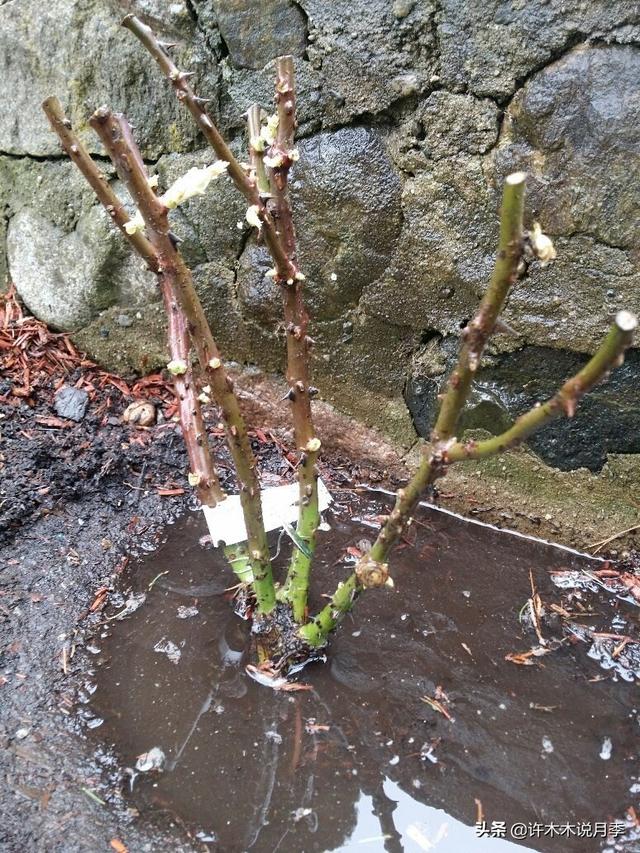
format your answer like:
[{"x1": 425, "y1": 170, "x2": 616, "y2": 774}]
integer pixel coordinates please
[
  {"x1": 339, "y1": 779, "x2": 529, "y2": 851},
  {"x1": 89, "y1": 495, "x2": 638, "y2": 852}
]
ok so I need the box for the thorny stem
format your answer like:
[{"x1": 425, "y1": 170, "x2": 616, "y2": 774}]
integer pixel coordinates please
[
  {"x1": 42, "y1": 96, "x2": 159, "y2": 274},
  {"x1": 42, "y1": 96, "x2": 223, "y2": 507},
  {"x1": 122, "y1": 16, "x2": 323, "y2": 620},
  {"x1": 262, "y1": 57, "x2": 320, "y2": 621},
  {"x1": 247, "y1": 104, "x2": 270, "y2": 197},
  {"x1": 121, "y1": 14, "x2": 296, "y2": 281},
  {"x1": 300, "y1": 311, "x2": 636, "y2": 646},
  {"x1": 298, "y1": 574, "x2": 358, "y2": 647},
  {"x1": 300, "y1": 174, "x2": 636, "y2": 647},
  {"x1": 445, "y1": 311, "x2": 638, "y2": 464},
  {"x1": 160, "y1": 277, "x2": 226, "y2": 507},
  {"x1": 360, "y1": 172, "x2": 527, "y2": 568},
  {"x1": 89, "y1": 107, "x2": 276, "y2": 613},
  {"x1": 433, "y1": 171, "x2": 527, "y2": 444}
]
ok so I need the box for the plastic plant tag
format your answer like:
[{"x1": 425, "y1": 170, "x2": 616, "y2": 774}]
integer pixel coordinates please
[{"x1": 202, "y1": 479, "x2": 332, "y2": 547}]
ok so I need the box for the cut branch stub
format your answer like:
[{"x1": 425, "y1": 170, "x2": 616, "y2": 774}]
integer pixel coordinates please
[{"x1": 247, "y1": 104, "x2": 271, "y2": 197}]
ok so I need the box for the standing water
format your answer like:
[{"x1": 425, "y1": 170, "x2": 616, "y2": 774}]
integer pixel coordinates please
[{"x1": 87, "y1": 493, "x2": 640, "y2": 851}]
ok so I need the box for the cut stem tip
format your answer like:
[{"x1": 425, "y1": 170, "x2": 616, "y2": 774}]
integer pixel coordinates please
[
  {"x1": 615, "y1": 310, "x2": 638, "y2": 333},
  {"x1": 505, "y1": 171, "x2": 527, "y2": 186}
]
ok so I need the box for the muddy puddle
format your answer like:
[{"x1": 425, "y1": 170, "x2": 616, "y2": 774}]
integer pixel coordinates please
[{"x1": 87, "y1": 492, "x2": 640, "y2": 852}]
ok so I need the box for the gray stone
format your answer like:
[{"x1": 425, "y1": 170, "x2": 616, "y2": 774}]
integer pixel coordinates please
[
  {"x1": 236, "y1": 243, "x2": 282, "y2": 327},
  {"x1": 389, "y1": 91, "x2": 499, "y2": 173},
  {"x1": 494, "y1": 45, "x2": 640, "y2": 352},
  {"x1": 222, "y1": 0, "x2": 438, "y2": 133},
  {"x1": 393, "y1": 0, "x2": 415, "y2": 19},
  {"x1": 438, "y1": 0, "x2": 639, "y2": 101},
  {"x1": 289, "y1": 127, "x2": 403, "y2": 321},
  {"x1": 7, "y1": 203, "x2": 157, "y2": 331},
  {"x1": 54, "y1": 386, "x2": 89, "y2": 421},
  {"x1": 211, "y1": 0, "x2": 307, "y2": 69},
  {"x1": 496, "y1": 46, "x2": 640, "y2": 249},
  {"x1": 8, "y1": 208, "x2": 116, "y2": 330},
  {"x1": 72, "y1": 302, "x2": 167, "y2": 375},
  {"x1": 360, "y1": 155, "x2": 496, "y2": 333},
  {"x1": 0, "y1": 0, "x2": 215, "y2": 158}
]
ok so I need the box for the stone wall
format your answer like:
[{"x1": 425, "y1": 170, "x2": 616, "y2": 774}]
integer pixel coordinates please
[{"x1": 1, "y1": 0, "x2": 639, "y2": 470}]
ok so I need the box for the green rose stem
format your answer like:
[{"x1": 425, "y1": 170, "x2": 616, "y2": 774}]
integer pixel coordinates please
[
  {"x1": 432, "y1": 172, "x2": 527, "y2": 443},
  {"x1": 253, "y1": 57, "x2": 321, "y2": 621},
  {"x1": 300, "y1": 309, "x2": 636, "y2": 646},
  {"x1": 89, "y1": 107, "x2": 275, "y2": 613},
  {"x1": 299, "y1": 173, "x2": 637, "y2": 647}
]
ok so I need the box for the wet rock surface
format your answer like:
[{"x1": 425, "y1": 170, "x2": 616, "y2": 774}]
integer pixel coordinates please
[
  {"x1": 407, "y1": 339, "x2": 640, "y2": 472},
  {"x1": 495, "y1": 45, "x2": 640, "y2": 353},
  {"x1": 437, "y1": 0, "x2": 637, "y2": 101},
  {"x1": 0, "y1": 0, "x2": 639, "y2": 465},
  {"x1": 212, "y1": 0, "x2": 308, "y2": 69}
]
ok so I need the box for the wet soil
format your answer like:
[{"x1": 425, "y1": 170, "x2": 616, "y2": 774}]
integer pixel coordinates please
[{"x1": 88, "y1": 493, "x2": 640, "y2": 852}]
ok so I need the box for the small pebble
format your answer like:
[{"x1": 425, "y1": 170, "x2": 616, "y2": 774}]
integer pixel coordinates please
[
  {"x1": 54, "y1": 386, "x2": 89, "y2": 422},
  {"x1": 123, "y1": 401, "x2": 156, "y2": 427}
]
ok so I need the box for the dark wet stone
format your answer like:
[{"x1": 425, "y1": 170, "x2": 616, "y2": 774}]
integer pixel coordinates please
[
  {"x1": 290, "y1": 127, "x2": 403, "y2": 321},
  {"x1": 235, "y1": 243, "x2": 281, "y2": 326},
  {"x1": 406, "y1": 340, "x2": 640, "y2": 472},
  {"x1": 438, "y1": 0, "x2": 636, "y2": 100},
  {"x1": 494, "y1": 46, "x2": 640, "y2": 354},
  {"x1": 54, "y1": 386, "x2": 89, "y2": 422},
  {"x1": 497, "y1": 45, "x2": 640, "y2": 250},
  {"x1": 212, "y1": 0, "x2": 307, "y2": 69}
]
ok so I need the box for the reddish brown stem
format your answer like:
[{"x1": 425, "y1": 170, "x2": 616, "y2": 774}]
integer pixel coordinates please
[
  {"x1": 89, "y1": 107, "x2": 275, "y2": 613},
  {"x1": 160, "y1": 278, "x2": 224, "y2": 505},
  {"x1": 121, "y1": 14, "x2": 296, "y2": 281},
  {"x1": 259, "y1": 58, "x2": 320, "y2": 619},
  {"x1": 42, "y1": 96, "x2": 222, "y2": 506}
]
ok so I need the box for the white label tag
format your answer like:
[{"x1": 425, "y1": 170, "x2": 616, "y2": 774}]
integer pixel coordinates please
[{"x1": 202, "y1": 479, "x2": 333, "y2": 547}]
